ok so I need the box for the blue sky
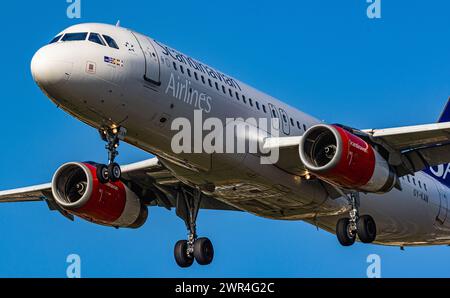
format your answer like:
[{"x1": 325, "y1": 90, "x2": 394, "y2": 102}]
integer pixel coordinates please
[{"x1": 0, "y1": 0, "x2": 449, "y2": 277}]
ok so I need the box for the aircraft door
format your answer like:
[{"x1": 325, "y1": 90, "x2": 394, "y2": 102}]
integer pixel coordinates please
[
  {"x1": 131, "y1": 32, "x2": 161, "y2": 86},
  {"x1": 268, "y1": 104, "x2": 280, "y2": 131},
  {"x1": 278, "y1": 108, "x2": 291, "y2": 135},
  {"x1": 436, "y1": 184, "x2": 448, "y2": 224}
]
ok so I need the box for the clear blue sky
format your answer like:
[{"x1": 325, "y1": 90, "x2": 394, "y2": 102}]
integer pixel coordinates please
[{"x1": 0, "y1": 0, "x2": 449, "y2": 277}]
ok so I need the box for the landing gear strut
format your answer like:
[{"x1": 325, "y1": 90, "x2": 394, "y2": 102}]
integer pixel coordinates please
[
  {"x1": 174, "y1": 187, "x2": 214, "y2": 268},
  {"x1": 96, "y1": 127, "x2": 127, "y2": 184},
  {"x1": 336, "y1": 192, "x2": 377, "y2": 246}
]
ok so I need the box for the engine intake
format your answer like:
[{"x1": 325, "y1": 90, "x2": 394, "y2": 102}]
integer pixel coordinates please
[
  {"x1": 51, "y1": 162, "x2": 148, "y2": 228},
  {"x1": 299, "y1": 124, "x2": 396, "y2": 194}
]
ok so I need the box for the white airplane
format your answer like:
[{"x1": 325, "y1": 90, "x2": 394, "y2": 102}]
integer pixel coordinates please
[{"x1": 1, "y1": 22, "x2": 450, "y2": 268}]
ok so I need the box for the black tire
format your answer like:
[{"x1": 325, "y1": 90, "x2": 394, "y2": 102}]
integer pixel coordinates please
[
  {"x1": 193, "y1": 237, "x2": 214, "y2": 265},
  {"x1": 336, "y1": 218, "x2": 356, "y2": 247},
  {"x1": 357, "y1": 215, "x2": 377, "y2": 243},
  {"x1": 96, "y1": 164, "x2": 109, "y2": 184},
  {"x1": 174, "y1": 240, "x2": 194, "y2": 268},
  {"x1": 108, "y1": 163, "x2": 121, "y2": 182}
]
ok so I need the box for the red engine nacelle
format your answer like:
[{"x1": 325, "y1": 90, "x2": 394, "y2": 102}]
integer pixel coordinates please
[
  {"x1": 299, "y1": 124, "x2": 397, "y2": 194},
  {"x1": 51, "y1": 162, "x2": 148, "y2": 228}
]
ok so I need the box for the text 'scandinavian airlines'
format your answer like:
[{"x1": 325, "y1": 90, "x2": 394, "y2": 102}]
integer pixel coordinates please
[{"x1": 1, "y1": 23, "x2": 450, "y2": 267}]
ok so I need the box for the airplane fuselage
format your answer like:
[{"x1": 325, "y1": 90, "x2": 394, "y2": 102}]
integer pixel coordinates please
[{"x1": 31, "y1": 23, "x2": 450, "y2": 246}]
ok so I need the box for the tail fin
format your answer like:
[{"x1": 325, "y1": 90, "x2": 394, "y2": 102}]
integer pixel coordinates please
[
  {"x1": 438, "y1": 97, "x2": 450, "y2": 123},
  {"x1": 424, "y1": 98, "x2": 450, "y2": 186}
]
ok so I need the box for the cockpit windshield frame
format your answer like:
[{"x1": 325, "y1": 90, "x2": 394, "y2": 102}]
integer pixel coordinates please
[
  {"x1": 88, "y1": 33, "x2": 106, "y2": 46},
  {"x1": 48, "y1": 31, "x2": 120, "y2": 50},
  {"x1": 49, "y1": 35, "x2": 63, "y2": 44},
  {"x1": 102, "y1": 35, "x2": 120, "y2": 50},
  {"x1": 61, "y1": 32, "x2": 88, "y2": 42}
]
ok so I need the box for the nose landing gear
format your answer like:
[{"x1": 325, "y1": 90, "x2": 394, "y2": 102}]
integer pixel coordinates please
[
  {"x1": 336, "y1": 192, "x2": 377, "y2": 246},
  {"x1": 96, "y1": 127, "x2": 127, "y2": 184},
  {"x1": 174, "y1": 187, "x2": 214, "y2": 268}
]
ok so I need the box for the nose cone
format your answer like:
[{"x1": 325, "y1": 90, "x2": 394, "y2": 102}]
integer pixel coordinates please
[{"x1": 31, "y1": 46, "x2": 73, "y2": 90}]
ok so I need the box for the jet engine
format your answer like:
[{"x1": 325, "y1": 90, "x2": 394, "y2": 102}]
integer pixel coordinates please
[
  {"x1": 51, "y1": 162, "x2": 148, "y2": 228},
  {"x1": 299, "y1": 124, "x2": 396, "y2": 194}
]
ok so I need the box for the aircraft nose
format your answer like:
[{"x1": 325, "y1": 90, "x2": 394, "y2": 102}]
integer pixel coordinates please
[{"x1": 31, "y1": 46, "x2": 73, "y2": 88}]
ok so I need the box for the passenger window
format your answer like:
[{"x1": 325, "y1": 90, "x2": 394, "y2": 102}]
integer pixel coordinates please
[
  {"x1": 61, "y1": 32, "x2": 88, "y2": 41},
  {"x1": 249, "y1": 98, "x2": 254, "y2": 107},
  {"x1": 303, "y1": 124, "x2": 307, "y2": 131},
  {"x1": 49, "y1": 35, "x2": 62, "y2": 44},
  {"x1": 256, "y1": 101, "x2": 260, "y2": 110},
  {"x1": 290, "y1": 118, "x2": 295, "y2": 126},
  {"x1": 235, "y1": 92, "x2": 240, "y2": 100},
  {"x1": 180, "y1": 65, "x2": 184, "y2": 74},
  {"x1": 424, "y1": 184, "x2": 428, "y2": 191},
  {"x1": 283, "y1": 115, "x2": 287, "y2": 122},
  {"x1": 263, "y1": 105, "x2": 267, "y2": 113},
  {"x1": 173, "y1": 62, "x2": 177, "y2": 71},
  {"x1": 88, "y1": 33, "x2": 105, "y2": 46},
  {"x1": 419, "y1": 181, "x2": 422, "y2": 189},
  {"x1": 187, "y1": 68, "x2": 191, "y2": 77},
  {"x1": 297, "y1": 121, "x2": 301, "y2": 129},
  {"x1": 103, "y1": 35, "x2": 119, "y2": 49},
  {"x1": 222, "y1": 86, "x2": 226, "y2": 94},
  {"x1": 215, "y1": 82, "x2": 219, "y2": 91},
  {"x1": 407, "y1": 176, "x2": 411, "y2": 183},
  {"x1": 229, "y1": 89, "x2": 233, "y2": 97},
  {"x1": 201, "y1": 76, "x2": 206, "y2": 84},
  {"x1": 208, "y1": 79, "x2": 213, "y2": 87},
  {"x1": 194, "y1": 72, "x2": 198, "y2": 80}
]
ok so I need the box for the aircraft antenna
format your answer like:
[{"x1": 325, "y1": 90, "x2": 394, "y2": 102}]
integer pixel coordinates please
[{"x1": 116, "y1": 20, "x2": 121, "y2": 27}]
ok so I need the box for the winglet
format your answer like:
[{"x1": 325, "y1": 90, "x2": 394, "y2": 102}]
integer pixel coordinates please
[{"x1": 437, "y1": 97, "x2": 450, "y2": 123}]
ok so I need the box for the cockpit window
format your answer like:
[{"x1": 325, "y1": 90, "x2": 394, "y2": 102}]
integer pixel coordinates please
[
  {"x1": 61, "y1": 32, "x2": 88, "y2": 42},
  {"x1": 88, "y1": 33, "x2": 106, "y2": 46},
  {"x1": 102, "y1": 35, "x2": 119, "y2": 49},
  {"x1": 49, "y1": 35, "x2": 62, "y2": 44}
]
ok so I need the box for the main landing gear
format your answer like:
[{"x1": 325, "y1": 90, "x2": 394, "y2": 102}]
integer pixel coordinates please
[
  {"x1": 174, "y1": 187, "x2": 214, "y2": 268},
  {"x1": 96, "y1": 127, "x2": 127, "y2": 184},
  {"x1": 336, "y1": 193, "x2": 377, "y2": 246}
]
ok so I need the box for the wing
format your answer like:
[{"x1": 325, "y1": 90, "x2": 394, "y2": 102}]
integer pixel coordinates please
[
  {"x1": 363, "y1": 122, "x2": 450, "y2": 175},
  {"x1": 260, "y1": 120, "x2": 450, "y2": 194},
  {"x1": 0, "y1": 183, "x2": 52, "y2": 203},
  {"x1": 0, "y1": 183, "x2": 75, "y2": 220},
  {"x1": 0, "y1": 157, "x2": 237, "y2": 214},
  {"x1": 261, "y1": 136, "x2": 307, "y2": 176},
  {"x1": 262, "y1": 111, "x2": 450, "y2": 179},
  {"x1": 261, "y1": 136, "x2": 343, "y2": 198}
]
